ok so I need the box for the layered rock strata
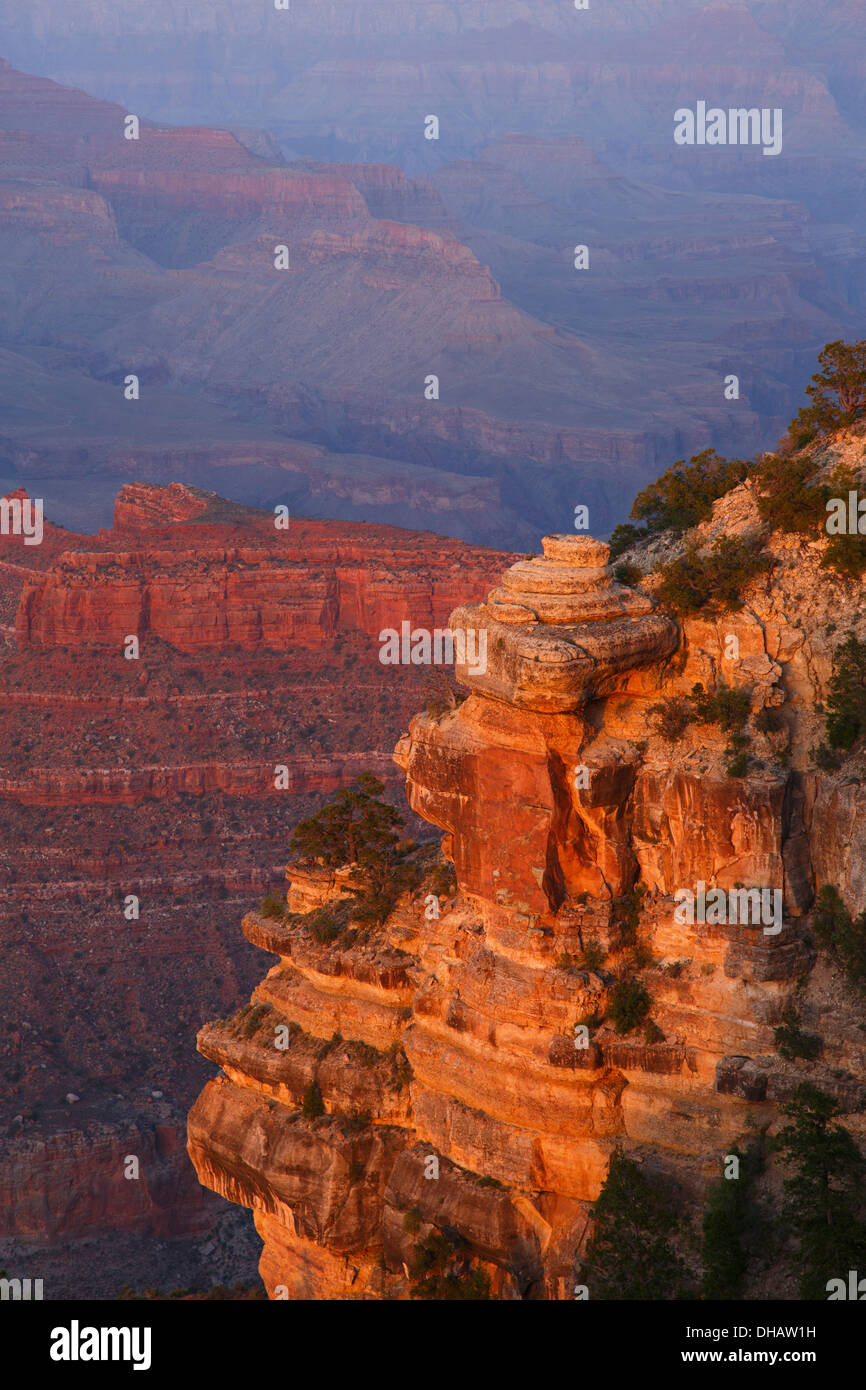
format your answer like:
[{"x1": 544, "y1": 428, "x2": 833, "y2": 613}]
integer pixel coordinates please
[
  {"x1": 0, "y1": 482, "x2": 510, "y2": 1287},
  {"x1": 15, "y1": 485, "x2": 510, "y2": 652},
  {"x1": 189, "y1": 531, "x2": 866, "y2": 1299}
]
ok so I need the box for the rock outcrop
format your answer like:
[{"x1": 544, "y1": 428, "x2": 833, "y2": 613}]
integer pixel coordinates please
[{"x1": 189, "y1": 522, "x2": 866, "y2": 1297}]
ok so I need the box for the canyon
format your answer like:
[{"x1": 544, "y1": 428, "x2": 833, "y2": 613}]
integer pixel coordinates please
[
  {"x1": 0, "y1": 482, "x2": 507, "y2": 1296},
  {"x1": 0, "y1": 32, "x2": 863, "y2": 545},
  {"x1": 188, "y1": 436, "x2": 866, "y2": 1297},
  {"x1": 4, "y1": 3, "x2": 863, "y2": 197},
  {"x1": 0, "y1": 0, "x2": 865, "y2": 1308}
]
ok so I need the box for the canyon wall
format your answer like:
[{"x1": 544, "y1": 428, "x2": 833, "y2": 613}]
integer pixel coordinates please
[
  {"x1": 15, "y1": 485, "x2": 509, "y2": 654},
  {"x1": 0, "y1": 483, "x2": 509, "y2": 1293}
]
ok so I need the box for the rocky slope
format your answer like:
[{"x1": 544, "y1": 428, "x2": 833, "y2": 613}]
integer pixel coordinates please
[{"x1": 189, "y1": 459, "x2": 866, "y2": 1297}]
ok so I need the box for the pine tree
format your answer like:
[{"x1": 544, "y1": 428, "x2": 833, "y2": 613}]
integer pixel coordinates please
[
  {"x1": 791, "y1": 339, "x2": 866, "y2": 440},
  {"x1": 701, "y1": 1145, "x2": 763, "y2": 1300},
  {"x1": 826, "y1": 633, "x2": 866, "y2": 751},
  {"x1": 289, "y1": 774, "x2": 418, "y2": 927},
  {"x1": 578, "y1": 1151, "x2": 694, "y2": 1299},
  {"x1": 289, "y1": 772, "x2": 403, "y2": 867},
  {"x1": 775, "y1": 1083, "x2": 866, "y2": 1299}
]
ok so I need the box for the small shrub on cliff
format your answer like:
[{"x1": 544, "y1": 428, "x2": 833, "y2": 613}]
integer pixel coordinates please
[
  {"x1": 308, "y1": 904, "x2": 348, "y2": 945},
  {"x1": 643, "y1": 1019, "x2": 665, "y2": 1045},
  {"x1": 612, "y1": 886, "x2": 644, "y2": 945},
  {"x1": 755, "y1": 452, "x2": 830, "y2": 536},
  {"x1": 259, "y1": 891, "x2": 286, "y2": 920},
  {"x1": 725, "y1": 749, "x2": 750, "y2": 778},
  {"x1": 609, "y1": 522, "x2": 647, "y2": 560},
  {"x1": 650, "y1": 696, "x2": 694, "y2": 742},
  {"x1": 825, "y1": 633, "x2": 866, "y2": 751},
  {"x1": 812, "y1": 885, "x2": 866, "y2": 991},
  {"x1": 301, "y1": 1080, "x2": 325, "y2": 1121},
  {"x1": 689, "y1": 682, "x2": 750, "y2": 733},
  {"x1": 577, "y1": 1151, "x2": 693, "y2": 1300},
  {"x1": 409, "y1": 1231, "x2": 491, "y2": 1301},
  {"x1": 609, "y1": 978, "x2": 652, "y2": 1035},
  {"x1": 773, "y1": 1004, "x2": 822, "y2": 1062},
  {"x1": 822, "y1": 531, "x2": 866, "y2": 580},
  {"x1": 631, "y1": 449, "x2": 754, "y2": 534},
  {"x1": 689, "y1": 683, "x2": 753, "y2": 775},
  {"x1": 628, "y1": 941, "x2": 656, "y2": 971},
  {"x1": 403, "y1": 1208, "x2": 423, "y2": 1235},
  {"x1": 614, "y1": 560, "x2": 642, "y2": 586},
  {"x1": 577, "y1": 942, "x2": 606, "y2": 971},
  {"x1": 773, "y1": 1083, "x2": 866, "y2": 1299},
  {"x1": 656, "y1": 537, "x2": 770, "y2": 616}
]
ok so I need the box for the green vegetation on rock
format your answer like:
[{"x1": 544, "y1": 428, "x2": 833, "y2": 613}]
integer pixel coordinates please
[
  {"x1": 773, "y1": 1083, "x2": 866, "y2": 1299},
  {"x1": 577, "y1": 1151, "x2": 693, "y2": 1300}
]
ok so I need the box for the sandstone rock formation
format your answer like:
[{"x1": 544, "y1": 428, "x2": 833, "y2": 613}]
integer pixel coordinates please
[{"x1": 190, "y1": 523, "x2": 866, "y2": 1297}]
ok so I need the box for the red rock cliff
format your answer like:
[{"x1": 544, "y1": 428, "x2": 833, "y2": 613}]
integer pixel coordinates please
[
  {"x1": 15, "y1": 483, "x2": 511, "y2": 653},
  {"x1": 187, "y1": 476, "x2": 866, "y2": 1297}
]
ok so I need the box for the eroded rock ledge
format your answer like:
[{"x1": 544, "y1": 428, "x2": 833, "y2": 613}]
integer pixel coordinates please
[{"x1": 188, "y1": 534, "x2": 866, "y2": 1299}]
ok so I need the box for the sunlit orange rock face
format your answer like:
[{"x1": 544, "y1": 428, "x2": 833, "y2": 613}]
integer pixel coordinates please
[
  {"x1": 398, "y1": 537, "x2": 679, "y2": 911},
  {"x1": 188, "y1": 516, "x2": 866, "y2": 1299}
]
